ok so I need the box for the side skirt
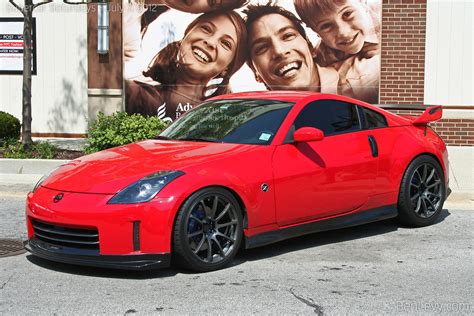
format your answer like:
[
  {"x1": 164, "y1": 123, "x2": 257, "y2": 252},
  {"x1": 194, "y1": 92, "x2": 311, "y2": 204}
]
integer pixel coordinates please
[{"x1": 245, "y1": 205, "x2": 398, "y2": 249}]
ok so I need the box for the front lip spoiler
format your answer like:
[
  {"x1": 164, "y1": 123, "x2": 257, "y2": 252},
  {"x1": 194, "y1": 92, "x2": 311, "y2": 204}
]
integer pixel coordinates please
[{"x1": 24, "y1": 238, "x2": 170, "y2": 271}]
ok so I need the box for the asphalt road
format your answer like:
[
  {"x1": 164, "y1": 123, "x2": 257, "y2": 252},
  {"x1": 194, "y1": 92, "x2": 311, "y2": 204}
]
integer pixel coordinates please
[{"x1": 1, "y1": 185, "x2": 473, "y2": 315}]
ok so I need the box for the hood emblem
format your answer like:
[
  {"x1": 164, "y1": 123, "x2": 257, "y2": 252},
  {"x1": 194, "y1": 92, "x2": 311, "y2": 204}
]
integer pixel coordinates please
[{"x1": 53, "y1": 193, "x2": 64, "y2": 203}]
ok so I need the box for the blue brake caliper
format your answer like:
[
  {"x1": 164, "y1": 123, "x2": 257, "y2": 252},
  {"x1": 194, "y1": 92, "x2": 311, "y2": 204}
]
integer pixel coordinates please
[{"x1": 188, "y1": 205, "x2": 206, "y2": 242}]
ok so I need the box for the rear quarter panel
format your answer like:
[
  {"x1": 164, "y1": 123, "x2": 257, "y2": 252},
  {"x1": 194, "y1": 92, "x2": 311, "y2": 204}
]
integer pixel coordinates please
[{"x1": 373, "y1": 124, "x2": 448, "y2": 203}]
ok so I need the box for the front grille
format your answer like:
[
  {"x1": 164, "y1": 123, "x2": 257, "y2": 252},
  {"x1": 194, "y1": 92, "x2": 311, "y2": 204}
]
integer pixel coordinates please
[{"x1": 31, "y1": 219, "x2": 99, "y2": 250}]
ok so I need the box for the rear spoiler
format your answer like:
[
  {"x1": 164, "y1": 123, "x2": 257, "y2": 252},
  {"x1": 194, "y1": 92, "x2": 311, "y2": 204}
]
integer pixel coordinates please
[
  {"x1": 378, "y1": 104, "x2": 443, "y2": 125},
  {"x1": 412, "y1": 106, "x2": 442, "y2": 125}
]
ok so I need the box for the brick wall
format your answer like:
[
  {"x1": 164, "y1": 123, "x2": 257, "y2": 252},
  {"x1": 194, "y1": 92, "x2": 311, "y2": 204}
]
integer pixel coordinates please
[
  {"x1": 431, "y1": 119, "x2": 474, "y2": 146},
  {"x1": 380, "y1": 0, "x2": 473, "y2": 146},
  {"x1": 380, "y1": 0, "x2": 427, "y2": 104}
]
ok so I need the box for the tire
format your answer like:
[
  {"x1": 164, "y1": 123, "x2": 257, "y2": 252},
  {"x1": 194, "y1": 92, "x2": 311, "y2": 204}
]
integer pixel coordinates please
[
  {"x1": 397, "y1": 155, "x2": 445, "y2": 227},
  {"x1": 172, "y1": 187, "x2": 243, "y2": 272}
]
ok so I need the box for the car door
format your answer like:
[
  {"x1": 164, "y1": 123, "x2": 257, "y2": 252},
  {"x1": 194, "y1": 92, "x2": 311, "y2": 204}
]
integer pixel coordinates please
[
  {"x1": 357, "y1": 105, "x2": 393, "y2": 197},
  {"x1": 272, "y1": 99, "x2": 378, "y2": 226}
]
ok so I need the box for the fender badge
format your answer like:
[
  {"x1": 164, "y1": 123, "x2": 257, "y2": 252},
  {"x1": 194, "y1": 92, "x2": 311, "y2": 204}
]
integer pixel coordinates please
[
  {"x1": 261, "y1": 183, "x2": 269, "y2": 192},
  {"x1": 53, "y1": 193, "x2": 64, "y2": 203}
]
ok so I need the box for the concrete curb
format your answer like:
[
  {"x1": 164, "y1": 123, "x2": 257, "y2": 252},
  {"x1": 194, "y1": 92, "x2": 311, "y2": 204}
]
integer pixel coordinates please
[
  {"x1": 0, "y1": 158, "x2": 69, "y2": 175},
  {"x1": 0, "y1": 159, "x2": 68, "y2": 188},
  {"x1": 0, "y1": 174, "x2": 43, "y2": 185}
]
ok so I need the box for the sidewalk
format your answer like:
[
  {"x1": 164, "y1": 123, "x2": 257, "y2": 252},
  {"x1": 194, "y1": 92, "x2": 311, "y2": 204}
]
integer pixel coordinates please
[{"x1": 0, "y1": 140, "x2": 472, "y2": 205}]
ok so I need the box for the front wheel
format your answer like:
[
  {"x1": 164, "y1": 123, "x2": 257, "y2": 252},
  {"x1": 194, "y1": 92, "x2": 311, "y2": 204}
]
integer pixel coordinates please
[
  {"x1": 172, "y1": 187, "x2": 243, "y2": 272},
  {"x1": 397, "y1": 155, "x2": 445, "y2": 227}
]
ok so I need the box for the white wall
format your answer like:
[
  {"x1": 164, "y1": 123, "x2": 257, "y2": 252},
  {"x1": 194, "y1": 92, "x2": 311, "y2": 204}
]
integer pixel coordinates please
[
  {"x1": 0, "y1": 1, "x2": 88, "y2": 134},
  {"x1": 424, "y1": 0, "x2": 474, "y2": 106}
]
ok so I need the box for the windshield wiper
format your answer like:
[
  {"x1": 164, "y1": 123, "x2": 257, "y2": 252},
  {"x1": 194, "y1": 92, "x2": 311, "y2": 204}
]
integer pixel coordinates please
[
  {"x1": 154, "y1": 135, "x2": 171, "y2": 140},
  {"x1": 177, "y1": 137, "x2": 220, "y2": 143}
]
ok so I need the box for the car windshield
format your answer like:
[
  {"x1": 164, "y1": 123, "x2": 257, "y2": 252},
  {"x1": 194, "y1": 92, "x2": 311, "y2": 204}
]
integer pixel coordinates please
[{"x1": 159, "y1": 99, "x2": 294, "y2": 145}]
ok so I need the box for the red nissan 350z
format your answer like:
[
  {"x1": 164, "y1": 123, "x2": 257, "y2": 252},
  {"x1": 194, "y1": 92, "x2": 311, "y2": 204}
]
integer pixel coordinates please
[{"x1": 24, "y1": 91, "x2": 450, "y2": 272}]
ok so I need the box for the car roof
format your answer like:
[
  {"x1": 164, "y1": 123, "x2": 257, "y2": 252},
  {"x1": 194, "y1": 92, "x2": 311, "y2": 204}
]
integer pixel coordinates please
[{"x1": 209, "y1": 90, "x2": 317, "y2": 103}]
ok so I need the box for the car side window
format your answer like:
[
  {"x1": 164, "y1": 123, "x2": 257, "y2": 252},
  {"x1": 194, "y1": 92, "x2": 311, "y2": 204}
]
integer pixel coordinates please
[
  {"x1": 294, "y1": 100, "x2": 361, "y2": 136},
  {"x1": 362, "y1": 107, "x2": 388, "y2": 129}
]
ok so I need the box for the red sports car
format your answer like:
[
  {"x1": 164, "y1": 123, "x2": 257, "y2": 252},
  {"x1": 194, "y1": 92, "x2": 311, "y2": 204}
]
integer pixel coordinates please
[{"x1": 24, "y1": 91, "x2": 449, "y2": 272}]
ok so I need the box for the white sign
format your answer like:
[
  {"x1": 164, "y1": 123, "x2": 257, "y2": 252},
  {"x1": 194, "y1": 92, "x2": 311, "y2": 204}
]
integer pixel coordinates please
[{"x1": 0, "y1": 17, "x2": 36, "y2": 74}]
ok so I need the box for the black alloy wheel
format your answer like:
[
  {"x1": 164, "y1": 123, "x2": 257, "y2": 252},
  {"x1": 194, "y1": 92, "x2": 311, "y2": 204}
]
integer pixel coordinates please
[
  {"x1": 398, "y1": 155, "x2": 445, "y2": 226},
  {"x1": 173, "y1": 187, "x2": 243, "y2": 272}
]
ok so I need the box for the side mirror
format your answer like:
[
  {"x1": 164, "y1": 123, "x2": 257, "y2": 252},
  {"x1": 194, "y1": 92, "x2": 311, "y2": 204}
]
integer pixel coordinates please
[{"x1": 293, "y1": 127, "x2": 324, "y2": 143}]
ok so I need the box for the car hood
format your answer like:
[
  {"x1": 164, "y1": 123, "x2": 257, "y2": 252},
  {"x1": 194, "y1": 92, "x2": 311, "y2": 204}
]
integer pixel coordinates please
[{"x1": 42, "y1": 140, "x2": 255, "y2": 194}]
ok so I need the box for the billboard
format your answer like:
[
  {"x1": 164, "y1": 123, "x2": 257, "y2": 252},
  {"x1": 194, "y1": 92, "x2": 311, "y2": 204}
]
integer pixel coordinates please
[
  {"x1": 123, "y1": 0, "x2": 381, "y2": 122},
  {"x1": 0, "y1": 17, "x2": 36, "y2": 75}
]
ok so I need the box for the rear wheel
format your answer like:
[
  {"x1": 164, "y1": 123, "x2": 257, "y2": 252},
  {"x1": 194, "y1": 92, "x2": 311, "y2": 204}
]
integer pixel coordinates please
[
  {"x1": 172, "y1": 187, "x2": 243, "y2": 272},
  {"x1": 398, "y1": 155, "x2": 445, "y2": 226}
]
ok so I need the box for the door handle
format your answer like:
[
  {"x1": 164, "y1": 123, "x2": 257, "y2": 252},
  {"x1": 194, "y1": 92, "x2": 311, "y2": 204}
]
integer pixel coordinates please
[{"x1": 368, "y1": 135, "x2": 378, "y2": 157}]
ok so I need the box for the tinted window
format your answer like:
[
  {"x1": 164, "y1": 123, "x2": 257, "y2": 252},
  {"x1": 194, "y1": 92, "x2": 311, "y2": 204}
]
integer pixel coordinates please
[
  {"x1": 294, "y1": 100, "x2": 361, "y2": 136},
  {"x1": 160, "y1": 99, "x2": 293, "y2": 145},
  {"x1": 363, "y1": 107, "x2": 388, "y2": 129}
]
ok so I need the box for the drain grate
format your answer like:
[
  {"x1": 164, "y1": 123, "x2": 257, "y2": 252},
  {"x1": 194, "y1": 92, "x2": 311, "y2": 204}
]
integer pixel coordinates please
[{"x1": 0, "y1": 239, "x2": 26, "y2": 258}]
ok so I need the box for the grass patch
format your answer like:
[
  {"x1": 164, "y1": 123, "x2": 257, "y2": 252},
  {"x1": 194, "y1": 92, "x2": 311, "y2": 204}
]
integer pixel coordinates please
[
  {"x1": 0, "y1": 139, "x2": 84, "y2": 160},
  {"x1": 0, "y1": 139, "x2": 55, "y2": 159}
]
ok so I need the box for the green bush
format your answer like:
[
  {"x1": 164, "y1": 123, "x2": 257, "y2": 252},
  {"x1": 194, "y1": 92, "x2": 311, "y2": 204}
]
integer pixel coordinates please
[
  {"x1": 34, "y1": 141, "x2": 55, "y2": 159},
  {"x1": 0, "y1": 111, "x2": 21, "y2": 141},
  {"x1": 85, "y1": 112, "x2": 167, "y2": 153}
]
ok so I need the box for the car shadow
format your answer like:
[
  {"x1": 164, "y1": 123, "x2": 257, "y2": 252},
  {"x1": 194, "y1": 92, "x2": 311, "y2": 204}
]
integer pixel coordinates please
[
  {"x1": 397, "y1": 207, "x2": 451, "y2": 228},
  {"x1": 24, "y1": 209, "x2": 451, "y2": 277},
  {"x1": 439, "y1": 208, "x2": 451, "y2": 221},
  {"x1": 234, "y1": 208, "x2": 451, "y2": 264}
]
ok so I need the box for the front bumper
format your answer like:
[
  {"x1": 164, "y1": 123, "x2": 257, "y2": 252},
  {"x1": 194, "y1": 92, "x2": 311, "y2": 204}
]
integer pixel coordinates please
[
  {"x1": 24, "y1": 238, "x2": 170, "y2": 270},
  {"x1": 25, "y1": 186, "x2": 186, "y2": 270}
]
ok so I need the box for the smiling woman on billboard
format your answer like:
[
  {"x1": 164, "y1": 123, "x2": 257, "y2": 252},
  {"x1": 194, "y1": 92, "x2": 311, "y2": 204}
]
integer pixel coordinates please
[{"x1": 125, "y1": 9, "x2": 247, "y2": 121}]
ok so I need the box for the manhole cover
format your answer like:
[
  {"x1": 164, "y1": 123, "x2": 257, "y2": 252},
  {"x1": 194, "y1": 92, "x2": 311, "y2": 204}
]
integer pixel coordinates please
[{"x1": 0, "y1": 239, "x2": 26, "y2": 258}]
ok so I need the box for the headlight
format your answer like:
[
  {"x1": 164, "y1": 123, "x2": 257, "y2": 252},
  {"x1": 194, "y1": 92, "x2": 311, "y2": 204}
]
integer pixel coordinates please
[{"x1": 107, "y1": 170, "x2": 185, "y2": 204}]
